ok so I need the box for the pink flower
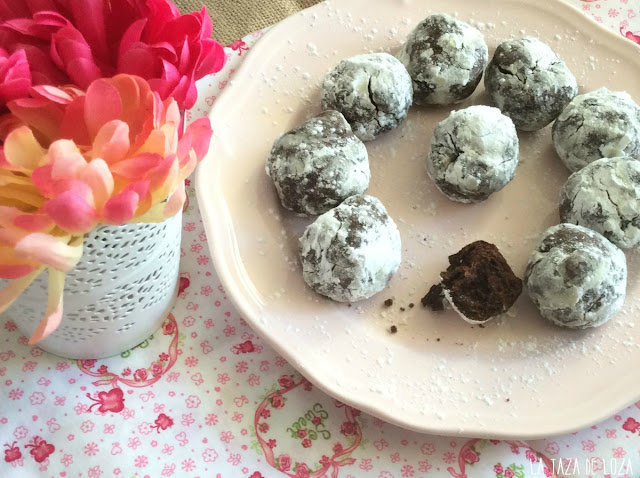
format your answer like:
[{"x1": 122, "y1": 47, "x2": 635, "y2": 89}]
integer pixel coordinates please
[
  {"x1": 301, "y1": 438, "x2": 312, "y2": 448},
  {"x1": 493, "y1": 464, "x2": 504, "y2": 474},
  {"x1": 271, "y1": 394, "x2": 284, "y2": 409},
  {"x1": 421, "y1": 442, "x2": 435, "y2": 455},
  {"x1": 278, "y1": 455, "x2": 291, "y2": 471},
  {"x1": 545, "y1": 442, "x2": 559, "y2": 455},
  {"x1": 297, "y1": 429, "x2": 307, "y2": 438},
  {"x1": 133, "y1": 368, "x2": 148, "y2": 381},
  {"x1": 613, "y1": 446, "x2": 626, "y2": 458},
  {"x1": 462, "y1": 448, "x2": 479, "y2": 464},
  {"x1": 341, "y1": 421, "x2": 356, "y2": 436},
  {"x1": 162, "y1": 320, "x2": 175, "y2": 335},
  {"x1": 622, "y1": 417, "x2": 640, "y2": 433},
  {"x1": 296, "y1": 463, "x2": 310, "y2": 478},
  {"x1": 0, "y1": 0, "x2": 225, "y2": 109},
  {"x1": 0, "y1": 49, "x2": 31, "y2": 107},
  {"x1": 150, "y1": 362, "x2": 163, "y2": 376},
  {"x1": 278, "y1": 375, "x2": 294, "y2": 389},
  {"x1": 504, "y1": 468, "x2": 514, "y2": 478},
  {"x1": 443, "y1": 451, "x2": 455, "y2": 464},
  {"x1": 525, "y1": 449, "x2": 537, "y2": 463}
]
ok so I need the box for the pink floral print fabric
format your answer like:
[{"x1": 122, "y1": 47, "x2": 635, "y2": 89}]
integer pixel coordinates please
[{"x1": 1, "y1": 1, "x2": 640, "y2": 476}]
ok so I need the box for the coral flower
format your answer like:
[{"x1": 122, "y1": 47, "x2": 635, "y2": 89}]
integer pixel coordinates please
[{"x1": 0, "y1": 73, "x2": 212, "y2": 343}]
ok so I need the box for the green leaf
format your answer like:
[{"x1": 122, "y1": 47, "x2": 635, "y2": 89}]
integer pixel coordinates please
[{"x1": 250, "y1": 440, "x2": 263, "y2": 455}]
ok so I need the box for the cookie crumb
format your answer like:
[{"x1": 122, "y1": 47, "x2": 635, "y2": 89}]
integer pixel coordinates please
[
  {"x1": 384, "y1": 298, "x2": 394, "y2": 307},
  {"x1": 422, "y1": 284, "x2": 445, "y2": 310},
  {"x1": 390, "y1": 325, "x2": 398, "y2": 334},
  {"x1": 399, "y1": 307, "x2": 406, "y2": 312},
  {"x1": 408, "y1": 303, "x2": 415, "y2": 308}
]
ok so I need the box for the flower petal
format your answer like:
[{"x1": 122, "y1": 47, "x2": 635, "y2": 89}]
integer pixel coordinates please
[
  {"x1": 163, "y1": 180, "x2": 186, "y2": 217},
  {"x1": 89, "y1": 120, "x2": 130, "y2": 163},
  {"x1": 101, "y1": 189, "x2": 139, "y2": 224},
  {"x1": 44, "y1": 190, "x2": 97, "y2": 233},
  {"x1": 0, "y1": 267, "x2": 42, "y2": 314},
  {"x1": 14, "y1": 233, "x2": 83, "y2": 271},
  {"x1": 84, "y1": 78, "x2": 122, "y2": 138},
  {"x1": 28, "y1": 268, "x2": 65, "y2": 344},
  {"x1": 80, "y1": 158, "x2": 114, "y2": 207},
  {"x1": 3, "y1": 125, "x2": 46, "y2": 170}
]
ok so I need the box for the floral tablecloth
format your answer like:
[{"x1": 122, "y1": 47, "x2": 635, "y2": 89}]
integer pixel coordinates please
[{"x1": 2, "y1": 1, "x2": 640, "y2": 477}]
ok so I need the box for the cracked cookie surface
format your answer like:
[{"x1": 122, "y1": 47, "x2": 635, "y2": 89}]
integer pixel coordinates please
[
  {"x1": 524, "y1": 223, "x2": 626, "y2": 329},
  {"x1": 266, "y1": 110, "x2": 370, "y2": 216},
  {"x1": 485, "y1": 37, "x2": 577, "y2": 131},
  {"x1": 396, "y1": 13, "x2": 488, "y2": 106},
  {"x1": 426, "y1": 105, "x2": 519, "y2": 203},
  {"x1": 559, "y1": 156, "x2": 640, "y2": 249},
  {"x1": 299, "y1": 194, "x2": 401, "y2": 302},
  {"x1": 552, "y1": 88, "x2": 640, "y2": 172},
  {"x1": 321, "y1": 53, "x2": 413, "y2": 141}
]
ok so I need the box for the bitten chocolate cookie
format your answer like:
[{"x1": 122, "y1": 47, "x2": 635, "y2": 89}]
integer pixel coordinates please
[
  {"x1": 524, "y1": 223, "x2": 626, "y2": 328},
  {"x1": 560, "y1": 157, "x2": 640, "y2": 249},
  {"x1": 266, "y1": 110, "x2": 370, "y2": 216},
  {"x1": 422, "y1": 240, "x2": 522, "y2": 324},
  {"x1": 426, "y1": 105, "x2": 519, "y2": 203},
  {"x1": 321, "y1": 53, "x2": 413, "y2": 141},
  {"x1": 299, "y1": 195, "x2": 401, "y2": 302},
  {"x1": 396, "y1": 13, "x2": 488, "y2": 105},
  {"x1": 552, "y1": 88, "x2": 640, "y2": 172},
  {"x1": 485, "y1": 37, "x2": 577, "y2": 131}
]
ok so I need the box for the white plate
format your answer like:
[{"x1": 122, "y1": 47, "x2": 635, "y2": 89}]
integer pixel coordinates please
[{"x1": 197, "y1": 0, "x2": 640, "y2": 438}]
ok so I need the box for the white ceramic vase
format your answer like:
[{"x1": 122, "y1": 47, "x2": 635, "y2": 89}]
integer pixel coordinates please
[{"x1": 1, "y1": 212, "x2": 182, "y2": 359}]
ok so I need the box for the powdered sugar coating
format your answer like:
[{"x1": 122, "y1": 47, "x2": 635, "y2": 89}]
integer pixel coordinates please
[
  {"x1": 552, "y1": 88, "x2": 640, "y2": 172},
  {"x1": 266, "y1": 110, "x2": 370, "y2": 216},
  {"x1": 396, "y1": 13, "x2": 488, "y2": 105},
  {"x1": 321, "y1": 53, "x2": 413, "y2": 141},
  {"x1": 524, "y1": 223, "x2": 626, "y2": 329},
  {"x1": 485, "y1": 37, "x2": 578, "y2": 131},
  {"x1": 426, "y1": 105, "x2": 519, "y2": 203},
  {"x1": 299, "y1": 195, "x2": 401, "y2": 302},
  {"x1": 560, "y1": 156, "x2": 640, "y2": 249}
]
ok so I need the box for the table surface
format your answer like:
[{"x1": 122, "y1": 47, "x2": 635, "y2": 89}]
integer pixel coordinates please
[{"x1": 2, "y1": 1, "x2": 640, "y2": 477}]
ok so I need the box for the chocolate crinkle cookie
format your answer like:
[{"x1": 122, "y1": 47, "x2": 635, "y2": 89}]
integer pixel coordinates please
[
  {"x1": 427, "y1": 105, "x2": 519, "y2": 203},
  {"x1": 524, "y1": 223, "x2": 626, "y2": 329},
  {"x1": 321, "y1": 53, "x2": 413, "y2": 141},
  {"x1": 422, "y1": 240, "x2": 522, "y2": 324},
  {"x1": 299, "y1": 194, "x2": 401, "y2": 302},
  {"x1": 396, "y1": 13, "x2": 488, "y2": 105},
  {"x1": 560, "y1": 157, "x2": 640, "y2": 249},
  {"x1": 266, "y1": 110, "x2": 370, "y2": 216},
  {"x1": 485, "y1": 37, "x2": 577, "y2": 131},
  {"x1": 552, "y1": 88, "x2": 640, "y2": 172}
]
